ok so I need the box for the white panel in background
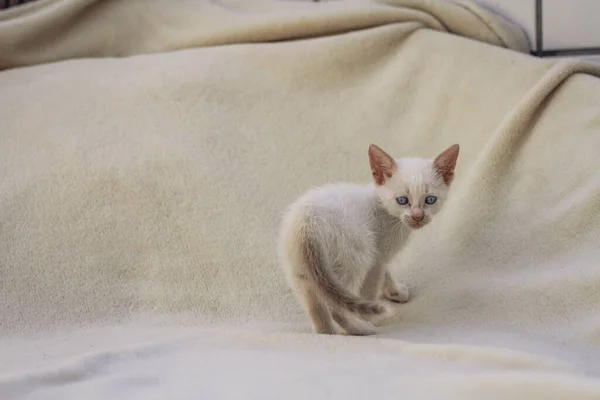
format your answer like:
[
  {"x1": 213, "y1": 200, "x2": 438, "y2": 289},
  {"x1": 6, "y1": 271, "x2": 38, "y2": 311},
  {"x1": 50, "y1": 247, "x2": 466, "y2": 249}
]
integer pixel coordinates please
[{"x1": 543, "y1": 0, "x2": 600, "y2": 50}]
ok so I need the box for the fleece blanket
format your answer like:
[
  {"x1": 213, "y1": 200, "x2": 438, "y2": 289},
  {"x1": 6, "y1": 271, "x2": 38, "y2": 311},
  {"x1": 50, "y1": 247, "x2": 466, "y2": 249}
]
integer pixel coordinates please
[{"x1": 2, "y1": 0, "x2": 600, "y2": 398}]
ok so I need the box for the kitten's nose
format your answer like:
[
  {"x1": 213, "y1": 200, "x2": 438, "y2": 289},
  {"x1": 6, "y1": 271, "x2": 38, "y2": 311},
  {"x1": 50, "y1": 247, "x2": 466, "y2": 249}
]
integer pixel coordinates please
[{"x1": 411, "y1": 213, "x2": 424, "y2": 222}]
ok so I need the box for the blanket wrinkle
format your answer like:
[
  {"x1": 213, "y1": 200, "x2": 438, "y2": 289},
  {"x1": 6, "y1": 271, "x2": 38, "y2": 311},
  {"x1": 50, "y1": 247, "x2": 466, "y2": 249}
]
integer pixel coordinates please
[
  {"x1": 2, "y1": 0, "x2": 600, "y2": 399},
  {"x1": 0, "y1": 0, "x2": 529, "y2": 70},
  {"x1": 445, "y1": 60, "x2": 600, "y2": 241}
]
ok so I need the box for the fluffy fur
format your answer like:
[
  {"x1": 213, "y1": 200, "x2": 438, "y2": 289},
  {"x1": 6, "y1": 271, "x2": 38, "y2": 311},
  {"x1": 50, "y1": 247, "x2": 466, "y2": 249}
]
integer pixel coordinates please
[{"x1": 278, "y1": 144, "x2": 459, "y2": 335}]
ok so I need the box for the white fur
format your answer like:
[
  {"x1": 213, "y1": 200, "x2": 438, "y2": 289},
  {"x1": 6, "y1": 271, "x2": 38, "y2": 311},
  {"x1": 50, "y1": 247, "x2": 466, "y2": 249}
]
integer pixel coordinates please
[{"x1": 278, "y1": 154, "x2": 453, "y2": 335}]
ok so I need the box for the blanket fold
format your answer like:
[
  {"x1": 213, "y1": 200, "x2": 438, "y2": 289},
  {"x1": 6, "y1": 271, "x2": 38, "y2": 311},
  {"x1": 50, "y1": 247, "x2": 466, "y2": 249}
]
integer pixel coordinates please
[
  {"x1": 1, "y1": 0, "x2": 599, "y2": 398},
  {"x1": 0, "y1": 0, "x2": 529, "y2": 70}
]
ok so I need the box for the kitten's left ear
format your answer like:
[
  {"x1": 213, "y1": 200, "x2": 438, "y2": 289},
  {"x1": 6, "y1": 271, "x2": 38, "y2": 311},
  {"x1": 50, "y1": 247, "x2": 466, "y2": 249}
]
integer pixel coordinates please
[{"x1": 433, "y1": 144, "x2": 460, "y2": 185}]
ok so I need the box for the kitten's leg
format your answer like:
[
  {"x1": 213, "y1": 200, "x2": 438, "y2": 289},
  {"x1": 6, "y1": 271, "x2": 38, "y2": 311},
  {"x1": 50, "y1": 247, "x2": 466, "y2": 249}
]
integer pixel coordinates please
[
  {"x1": 382, "y1": 269, "x2": 410, "y2": 303},
  {"x1": 297, "y1": 283, "x2": 337, "y2": 334},
  {"x1": 360, "y1": 263, "x2": 387, "y2": 301},
  {"x1": 331, "y1": 309, "x2": 377, "y2": 336}
]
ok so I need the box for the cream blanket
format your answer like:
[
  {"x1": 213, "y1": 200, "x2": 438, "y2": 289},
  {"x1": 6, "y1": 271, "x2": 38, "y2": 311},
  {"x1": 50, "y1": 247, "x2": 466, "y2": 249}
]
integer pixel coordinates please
[{"x1": 2, "y1": 0, "x2": 600, "y2": 398}]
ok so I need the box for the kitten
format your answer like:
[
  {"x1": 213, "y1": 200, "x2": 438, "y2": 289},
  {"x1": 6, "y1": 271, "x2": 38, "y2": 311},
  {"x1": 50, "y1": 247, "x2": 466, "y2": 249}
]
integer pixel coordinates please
[{"x1": 278, "y1": 143, "x2": 459, "y2": 335}]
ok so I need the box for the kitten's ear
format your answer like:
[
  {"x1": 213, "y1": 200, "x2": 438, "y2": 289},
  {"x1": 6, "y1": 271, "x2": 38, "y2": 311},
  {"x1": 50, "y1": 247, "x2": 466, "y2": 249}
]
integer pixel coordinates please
[
  {"x1": 368, "y1": 144, "x2": 397, "y2": 185},
  {"x1": 433, "y1": 144, "x2": 460, "y2": 185}
]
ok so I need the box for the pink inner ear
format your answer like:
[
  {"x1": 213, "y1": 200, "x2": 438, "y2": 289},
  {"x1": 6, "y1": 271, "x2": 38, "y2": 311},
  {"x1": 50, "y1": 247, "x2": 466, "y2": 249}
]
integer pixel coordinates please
[{"x1": 369, "y1": 144, "x2": 397, "y2": 185}]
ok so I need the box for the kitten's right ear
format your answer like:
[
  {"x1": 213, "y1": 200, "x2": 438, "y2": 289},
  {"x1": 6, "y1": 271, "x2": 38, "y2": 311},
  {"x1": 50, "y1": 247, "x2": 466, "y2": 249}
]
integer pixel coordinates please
[{"x1": 369, "y1": 144, "x2": 397, "y2": 185}]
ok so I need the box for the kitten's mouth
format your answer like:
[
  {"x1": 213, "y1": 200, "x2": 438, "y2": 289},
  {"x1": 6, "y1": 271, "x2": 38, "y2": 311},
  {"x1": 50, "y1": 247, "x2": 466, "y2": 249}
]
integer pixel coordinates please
[{"x1": 406, "y1": 220, "x2": 427, "y2": 229}]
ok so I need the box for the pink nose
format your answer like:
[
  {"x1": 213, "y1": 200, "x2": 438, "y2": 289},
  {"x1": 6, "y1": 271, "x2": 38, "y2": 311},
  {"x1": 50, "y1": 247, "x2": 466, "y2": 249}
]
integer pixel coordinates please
[{"x1": 412, "y1": 214, "x2": 424, "y2": 222}]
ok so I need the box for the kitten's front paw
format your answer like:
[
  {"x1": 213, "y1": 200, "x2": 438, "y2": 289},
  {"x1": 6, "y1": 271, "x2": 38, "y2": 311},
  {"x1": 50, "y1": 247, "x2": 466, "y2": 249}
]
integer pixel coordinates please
[{"x1": 383, "y1": 282, "x2": 410, "y2": 303}]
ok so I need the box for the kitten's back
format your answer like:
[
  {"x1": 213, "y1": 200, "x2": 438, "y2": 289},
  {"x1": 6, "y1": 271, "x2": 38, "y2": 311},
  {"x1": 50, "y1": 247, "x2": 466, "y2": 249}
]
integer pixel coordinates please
[{"x1": 278, "y1": 183, "x2": 386, "y2": 316}]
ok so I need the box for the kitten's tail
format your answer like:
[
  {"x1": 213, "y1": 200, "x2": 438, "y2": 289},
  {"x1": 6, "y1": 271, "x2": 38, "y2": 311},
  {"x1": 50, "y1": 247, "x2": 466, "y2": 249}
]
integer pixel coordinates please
[{"x1": 301, "y1": 237, "x2": 387, "y2": 316}]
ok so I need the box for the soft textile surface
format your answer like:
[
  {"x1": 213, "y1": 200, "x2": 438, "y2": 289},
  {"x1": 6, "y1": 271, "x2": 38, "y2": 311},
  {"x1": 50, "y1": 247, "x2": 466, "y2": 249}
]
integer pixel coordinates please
[{"x1": 1, "y1": 0, "x2": 600, "y2": 398}]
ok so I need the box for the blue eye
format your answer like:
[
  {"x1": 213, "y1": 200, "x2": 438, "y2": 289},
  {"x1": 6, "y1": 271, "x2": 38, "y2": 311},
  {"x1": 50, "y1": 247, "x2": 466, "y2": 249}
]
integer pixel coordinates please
[
  {"x1": 425, "y1": 196, "x2": 437, "y2": 205},
  {"x1": 396, "y1": 196, "x2": 409, "y2": 205}
]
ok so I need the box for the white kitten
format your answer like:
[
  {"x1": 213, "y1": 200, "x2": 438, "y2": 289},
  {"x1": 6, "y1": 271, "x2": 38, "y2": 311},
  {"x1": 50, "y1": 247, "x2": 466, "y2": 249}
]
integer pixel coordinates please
[{"x1": 278, "y1": 144, "x2": 460, "y2": 335}]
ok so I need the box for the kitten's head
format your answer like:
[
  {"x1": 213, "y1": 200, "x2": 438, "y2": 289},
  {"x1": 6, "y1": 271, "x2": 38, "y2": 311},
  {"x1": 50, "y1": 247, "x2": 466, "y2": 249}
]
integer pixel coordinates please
[{"x1": 369, "y1": 143, "x2": 459, "y2": 230}]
